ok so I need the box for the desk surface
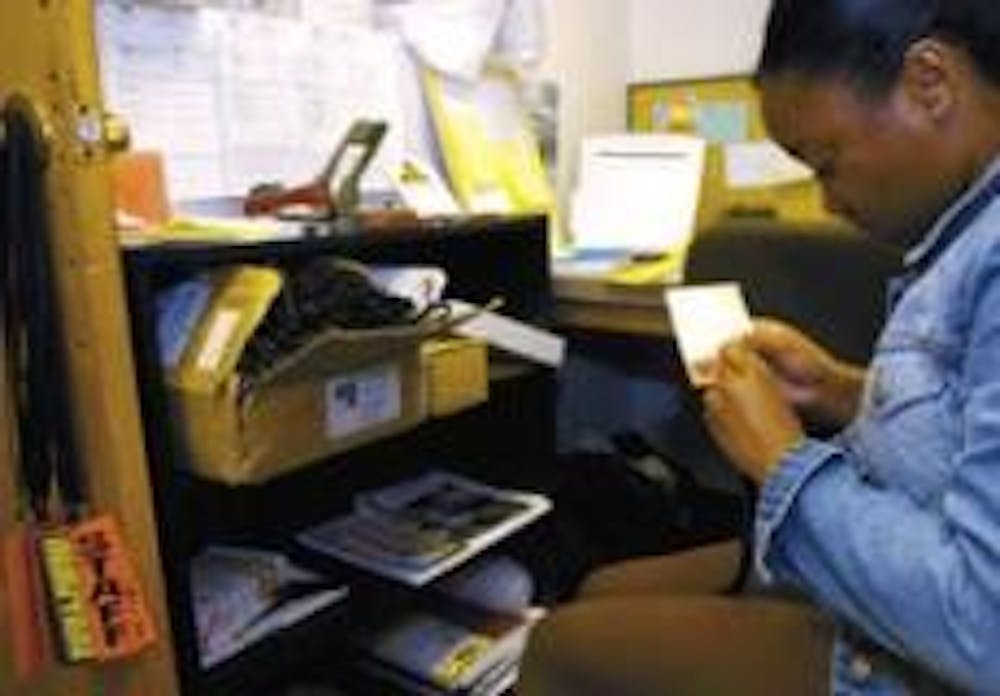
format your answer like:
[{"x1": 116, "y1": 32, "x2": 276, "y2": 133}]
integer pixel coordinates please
[{"x1": 553, "y1": 274, "x2": 672, "y2": 337}]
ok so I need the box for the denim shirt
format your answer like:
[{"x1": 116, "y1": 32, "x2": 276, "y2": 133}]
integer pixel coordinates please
[{"x1": 754, "y1": 155, "x2": 1000, "y2": 695}]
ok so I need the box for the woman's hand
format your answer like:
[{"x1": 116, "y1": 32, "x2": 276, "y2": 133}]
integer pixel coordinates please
[
  {"x1": 702, "y1": 340, "x2": 806, "y2": 485},
  {"x1": 748, "y1": 319, "x2": 866, "y2": 429}
]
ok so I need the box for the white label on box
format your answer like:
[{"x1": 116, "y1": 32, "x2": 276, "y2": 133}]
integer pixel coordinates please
[
  {"x1": 196, "y1": 309, "x2": 241, "y2": 372},
  {"x1": 325, "y1": 364, "x2": 402, "y2": 439},
  {"x1": 664, "y1": 283, "x2": 753, "y2": 387}
]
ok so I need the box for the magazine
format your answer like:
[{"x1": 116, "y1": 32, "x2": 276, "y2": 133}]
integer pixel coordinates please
[
  {"x1": 190, "y1": 546, "x2": 348, "y2": 669},
  {"x1": 360, "y1": 656, "x2": 521, "y2": 696},
  {"x1": 355, "y1": 601, "x2": 545, "y2": 695},
  {"x1": 296, "y1": 470, "x2": 552, "y2": 586}
]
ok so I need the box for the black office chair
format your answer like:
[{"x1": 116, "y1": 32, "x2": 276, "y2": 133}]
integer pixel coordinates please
[{"x1": 685, "y1": 220, "x2": 902, "y2": 366}]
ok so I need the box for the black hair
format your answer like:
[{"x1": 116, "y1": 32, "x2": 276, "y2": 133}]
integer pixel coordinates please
[{"x1": 756, "y1": 0, "x2": 1000, "y2": 95}]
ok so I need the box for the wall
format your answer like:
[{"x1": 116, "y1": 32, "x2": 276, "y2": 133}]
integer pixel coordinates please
[
  {"x1": 627, "y1": 0, "x2": 771, "y2": 82},
  {"x1": 539, "y1": 0, "x2": 773, "y2": 230},
  {"x1": 539, "y1": 0, "x2": 629, "y2": 242}
]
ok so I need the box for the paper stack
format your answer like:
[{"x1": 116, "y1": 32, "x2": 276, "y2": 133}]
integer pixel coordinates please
[
  {"x1": 297, "y1": 470, "x2": 552, "y2": 587},
  {"x1": 355, "y1": 555, "x2": 544, "y2": 696},
  {"x1": 571, "y1": 133, "x2": 706, "y2": 254}
]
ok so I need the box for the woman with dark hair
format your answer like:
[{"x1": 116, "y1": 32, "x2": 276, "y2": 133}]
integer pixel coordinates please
[{"x1": 520, "y1": 1, "x2": 1000, "y2": 693}]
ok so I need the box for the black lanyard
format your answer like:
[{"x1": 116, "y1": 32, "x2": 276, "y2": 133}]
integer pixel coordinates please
[{"x1": 1, "y1": 96, "x2": 85, "y2": 524}]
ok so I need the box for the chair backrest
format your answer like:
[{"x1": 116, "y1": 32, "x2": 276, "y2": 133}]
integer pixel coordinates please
[{"x1": 684, "y1": 222, "x2": 903, "y2": 365}]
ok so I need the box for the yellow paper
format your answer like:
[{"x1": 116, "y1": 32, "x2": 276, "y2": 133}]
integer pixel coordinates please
[
  {"x1": 172, "y1": 266, "x2": 283, "y2": 394},
  {"x1": 423, "y1": 67, "x2": 554, "y2": 216}
]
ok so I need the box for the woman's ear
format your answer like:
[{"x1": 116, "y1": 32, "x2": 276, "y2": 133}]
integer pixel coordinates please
[{"x1": 899, "y1": 38, "x2": 961, "y2": 125}]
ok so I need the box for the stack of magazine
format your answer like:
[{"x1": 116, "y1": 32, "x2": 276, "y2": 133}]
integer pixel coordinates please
[
  {"x1": 296, "y1": 470, "x2": 552, "y2": 587},
  {"x1": 353, "y1": 555, "x2": 545, "y2": 696},
  {"x1": 357, "y1": 604, "x2": 544, "y2": 696}
]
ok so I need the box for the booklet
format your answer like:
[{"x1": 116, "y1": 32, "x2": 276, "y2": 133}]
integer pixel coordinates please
[
  {"x1": 355, "y1": 597, "x2": 545, "y2": 695},
  {"x1": 296, "y1": 470, "x2": 552, "y2": 587},
  {"x1": 190, "y1": 546, "x2": 348, "y2": 669},
  {"x1": 360, "y1": 654, "x2": 520, "y2": 696}
]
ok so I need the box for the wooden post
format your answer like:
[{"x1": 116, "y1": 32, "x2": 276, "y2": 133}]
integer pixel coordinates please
[{"x1": 0, "y1": 2, "x2": 178, "y2": 694}]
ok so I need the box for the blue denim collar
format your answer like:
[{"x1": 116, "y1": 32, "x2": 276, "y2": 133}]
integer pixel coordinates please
[
  {"x1": 885, "y1": 155, "x2": 1000, "y2": 312},
  {"x1": 904, "y1": 154, "x2": 1000, "y2": 273}
]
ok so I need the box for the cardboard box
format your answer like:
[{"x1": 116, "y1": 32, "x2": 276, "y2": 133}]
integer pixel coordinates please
[
  {"x1": 164, "y1": 266, "x2": 492, "y2": 485},
  {"x1": 170, "y1": 324, "x2": 430, "y2": 486},
  {"x1": 421, "y1": 338, "x2": 489, "y2": 418},
  {"x1": 165, "y1": 266, "x2": 457, "y2": 486}
]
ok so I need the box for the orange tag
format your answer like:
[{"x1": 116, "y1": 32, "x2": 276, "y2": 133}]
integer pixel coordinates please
[
  {"x1": 4, "y1": 524, "x2": 50, "y2": 678},
  {"x1": 65, "y1": 515, "x2": 157, "y2": 661}
]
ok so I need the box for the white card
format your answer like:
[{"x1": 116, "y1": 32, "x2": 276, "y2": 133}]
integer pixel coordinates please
[{"x1": 664, "y1": 283, "x2": 752, "y2": 387}]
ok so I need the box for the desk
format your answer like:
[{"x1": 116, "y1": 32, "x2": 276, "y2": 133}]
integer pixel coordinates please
[{"x1": 553, "y1": 273, "x2": 673, "y2": 337}]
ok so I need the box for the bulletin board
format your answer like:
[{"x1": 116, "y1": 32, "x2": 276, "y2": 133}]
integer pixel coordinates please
[
  {"x1": 95, "y1": 0, "x2": 405, "y2": 203},
  {"x1": 629, "y1": 75, "x2": 765, "y2": 137},
  {"x1": 628, "y1": 75, "x2": 837, "y2": 230}
]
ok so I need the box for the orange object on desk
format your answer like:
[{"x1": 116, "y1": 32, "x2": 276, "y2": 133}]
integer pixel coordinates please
[{"x1": 110, "y1": 150, "x2": 170, "y2": 226}]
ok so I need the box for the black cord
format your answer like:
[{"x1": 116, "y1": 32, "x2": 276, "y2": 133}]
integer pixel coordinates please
[
  {"x1": 1, "y1": 96, "x2": 85, "y2": 522},
  {"x1": 237, "y1": 258, "x2": 427, "y2": 381}
]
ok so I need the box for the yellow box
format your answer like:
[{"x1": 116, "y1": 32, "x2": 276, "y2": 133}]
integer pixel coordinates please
[
  {"x1": 421, "y1": 338, "x2": 489, "y2": 418},
  {"x1": 164, "y1": 266, "x2": 492, "y2": 485},
  {"x1": 170, "y1": 326, "x2": 429, "y2": 486}
]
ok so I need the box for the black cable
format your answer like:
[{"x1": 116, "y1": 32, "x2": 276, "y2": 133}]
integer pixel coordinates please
[
  {"x1": 1, "y1": 101, "x2": 49, "y2": 521},
  {"x1": 1, "y1": 96, "x2": 85, "y2": 522},
  {"x1": 237, "y1": 258, "x2": 428, "y2": 381}
]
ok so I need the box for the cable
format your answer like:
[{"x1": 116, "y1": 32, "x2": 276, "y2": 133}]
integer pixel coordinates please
[{"x1": 0, "y1": 96, "x2": 85, "y2": 523}]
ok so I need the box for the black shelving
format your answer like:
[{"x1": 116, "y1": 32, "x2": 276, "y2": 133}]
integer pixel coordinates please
[{"x1": 121, "y1": 215, "x2": 556, "y2": 695}]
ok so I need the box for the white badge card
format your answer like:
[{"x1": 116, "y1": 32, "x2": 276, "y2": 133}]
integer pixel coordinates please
[{"x1": 664, "y1": 282, "x2": 753, "y2": 387}]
